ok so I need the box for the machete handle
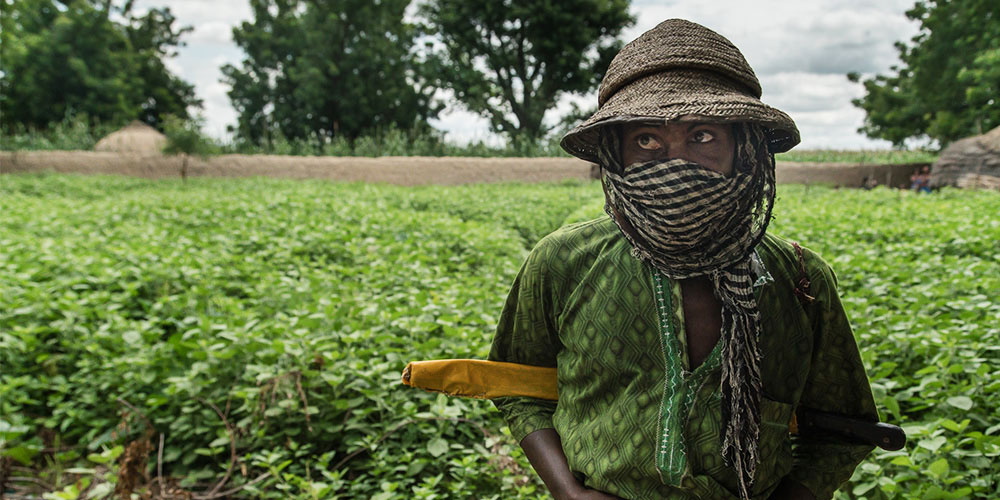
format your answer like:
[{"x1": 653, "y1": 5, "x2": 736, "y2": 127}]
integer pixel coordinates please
[{"x1": 796, "y1": 408, "x2": 906, "y2": 451}]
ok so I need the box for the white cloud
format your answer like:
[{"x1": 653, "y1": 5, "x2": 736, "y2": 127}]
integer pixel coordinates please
[
  {"x1": 131, "y1": 0, "x2": 252, "y2": 26},
  {"x1": 188, "y1": 21, "x2": 234, "y2": 45},
  {"x1": 759, "y1": 72, "x2": 861, "y2": 113},
  {"x1": 794, "y1": 107, "x2": 892, "y2": 150},
  {"x1": 626, "y1": 0, "x2": 918, "y2": 76},
  {"x1": 162, "y1": 56, "x2": 184, "y2": 78},
  {"x1": 199, "y1": 82, "x2": 236, "y2": 138},
  {"x1": 429, "y1": 106, "x2": 501, "y2": 147},
  {"x1": 211, "y1": 54, "x2": 238, "y2": 68}
]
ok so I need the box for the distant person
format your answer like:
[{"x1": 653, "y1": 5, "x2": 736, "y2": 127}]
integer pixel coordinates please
[
  {"x1": 862, "y1": 176, "x2": 879, "y2": 190},
  {"x1": 910, "y1": 165, "x2": 932, "y2": 193},
  {"x1": 489, "y1": 19, "x2": 878, "y2": 500}
]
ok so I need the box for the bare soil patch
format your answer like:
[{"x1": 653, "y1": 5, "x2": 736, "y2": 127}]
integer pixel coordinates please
[
  {"x1": 774, "y1": 161, "x2": 929, "y2": 189},
  {"x1": 1, "y1": 151, "x2": 928, "y2": 187}
]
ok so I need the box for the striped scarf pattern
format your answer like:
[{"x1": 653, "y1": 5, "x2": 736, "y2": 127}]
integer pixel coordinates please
[{"x1": 597, "y1": 123, "x2": 775, "y2": 500}]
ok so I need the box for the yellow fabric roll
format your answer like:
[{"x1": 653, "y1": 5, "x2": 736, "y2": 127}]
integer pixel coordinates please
[
  {"x1": 401, "y1": 358, "x2": 801, "y2": 435},
  {"x1": 401, "y1": 359, "x2": 557, "y2": 400}
]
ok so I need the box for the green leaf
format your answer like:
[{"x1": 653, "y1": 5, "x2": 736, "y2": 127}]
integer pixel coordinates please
[
  {"x1": 65, "y1": 467, "x2": 97, "y2": 474},
  {"x1": 209, "y1": 436, "x2": 230, "y2": 448},
  {"x1": 87, "y1": 482, "x2": 114, "y2": 499},
  {"x1": 927, "y1": 458, "x2": 949, "y2": 478},
  {"x1": 883, "y1": 395, "x2": 900, "y2": 417},
  {"x1": 427, "y1": 437, "x2": 448, "y2": 458},
  {"x1": 852, "y1": 481, "x2": 877, "y2": 495},
  {"x1": 0, "y1": 420, "x2": 30, "y2": 440},
  {"x1": 944, "y1": 487, "x2": 973, "y2": 499},
  {"x1": 946, "y1": 396, "x2": 973, "y2": 411},
  {"x1": 940, "y1": 419, "x2": 970, "y2": 433},
  {"x1": 3, "y1": 445, "x2": 39, "y2": 466},
  {"x1": 919, "y1": 436, "x2": 947, "y2": 452}
]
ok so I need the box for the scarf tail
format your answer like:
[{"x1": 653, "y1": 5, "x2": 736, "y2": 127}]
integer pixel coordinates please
[{"x1": 716, "y1": 263, "x2": 763, "y2": 500}]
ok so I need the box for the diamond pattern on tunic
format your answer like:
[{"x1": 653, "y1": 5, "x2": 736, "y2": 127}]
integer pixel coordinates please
[{"x1": 489, "y1": 217, "x2": 879, "y2": 500}]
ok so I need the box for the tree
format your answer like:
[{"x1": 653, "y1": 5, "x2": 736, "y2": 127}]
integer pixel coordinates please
[
  {"x1": 221, "y1": 0, "x2": 440, "y2": 148},
  {"x1": 850, "y1": 0, "x2": 1000, "y2": 148},
  {"x1": 0, "y1": 0, "x2": 201, "y2": 132},
  {"x1": 419, "y1": 0, "x2": 634, "y2": 148},
  {"x1": 162, "y1": 115, "x2": 216, "y2": 181}
]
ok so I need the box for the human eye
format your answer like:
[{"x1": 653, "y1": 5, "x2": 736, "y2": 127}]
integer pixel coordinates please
[
  {"x1": 636, "y1": 133, "x2": 663, "y2": 150},
  {"x1": 691, "y1": 130, "x2": 716, "y2": 143}
]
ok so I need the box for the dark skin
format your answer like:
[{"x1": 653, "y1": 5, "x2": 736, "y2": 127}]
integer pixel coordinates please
[{"x1": 519, "y1": 120, "x2": 816, "y2": 500}]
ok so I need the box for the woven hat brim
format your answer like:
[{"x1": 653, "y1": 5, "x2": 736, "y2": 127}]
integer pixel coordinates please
[{"x1": 562, "y1": 70, "x2": 800, "y2": 163}]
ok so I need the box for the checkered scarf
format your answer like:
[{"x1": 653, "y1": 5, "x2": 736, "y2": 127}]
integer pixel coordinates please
[{"x1": 598, "y1": 123, "x2": 775, "y2": 500}]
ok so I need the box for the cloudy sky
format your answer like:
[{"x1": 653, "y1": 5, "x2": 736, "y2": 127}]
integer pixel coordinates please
[{"x1": 134, "y1": 0, "x2": 921, "y2": 150}]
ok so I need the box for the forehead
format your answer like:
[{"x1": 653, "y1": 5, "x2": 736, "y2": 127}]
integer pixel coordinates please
[{"x1": 622, "y1": 121, "x2": 731, "y2": 136}]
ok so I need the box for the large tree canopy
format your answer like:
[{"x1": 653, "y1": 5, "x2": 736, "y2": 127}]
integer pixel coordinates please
[
  {"x1": 420, "y1": 0, "x2": 634, "y2": 147},
  {"x1": 850, "y1": 0, "x2": 1000, "y2": 148},
  {"x1": 0, "y1": 0, "x2": 200, "y2": 131},
  {"x1": 222, "y1": 0, "x2": 439, "y2": 147}
]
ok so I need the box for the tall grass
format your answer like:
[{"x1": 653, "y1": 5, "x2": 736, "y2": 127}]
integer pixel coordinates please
[
  {"x1": 1, "y1": 115, "x2": 118, "y2": 151},
  {"x1": 218, "y1": 126, "x2": 570, "y2": 158}
]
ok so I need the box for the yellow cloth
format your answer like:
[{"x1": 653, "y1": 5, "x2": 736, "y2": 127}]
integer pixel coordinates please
[
  {"x1": 401, "y1": 359, "x2": 557, "y2": 400},
  {"x1": 401, "y1": 358, "x2": 800, "y2": 434}
]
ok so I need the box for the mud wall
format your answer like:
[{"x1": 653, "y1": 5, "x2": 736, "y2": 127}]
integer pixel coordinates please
[{"x1": 1, "y1": 151, "x2": 928, "y2": 188}]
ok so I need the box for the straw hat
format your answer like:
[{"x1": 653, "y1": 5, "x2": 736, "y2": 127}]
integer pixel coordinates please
[{"x1": 561, "y1": 19, "x2": 800, "y2": 163}]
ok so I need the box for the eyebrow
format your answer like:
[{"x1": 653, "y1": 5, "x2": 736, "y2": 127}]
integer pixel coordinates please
[{"x1": 686, "y1": 123, "x2": 719, "y2": 132}]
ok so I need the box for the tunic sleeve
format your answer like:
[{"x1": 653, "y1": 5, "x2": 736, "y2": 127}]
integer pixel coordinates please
[
  {"x1": 788, "y1": 257, "x2": 879, "y2": 500},
  {"x1": 488, "y1": 237, "x2": 562, "y2": 442}
]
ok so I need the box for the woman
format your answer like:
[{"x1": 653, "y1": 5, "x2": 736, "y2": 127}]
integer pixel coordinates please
[{"x1": 488, "y1": 19, "x2": 878, "y2": 500}]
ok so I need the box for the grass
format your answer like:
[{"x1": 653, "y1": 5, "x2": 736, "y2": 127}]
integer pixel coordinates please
[{"x1": 1, "y1": 115, "x2": 117, "y2": 151}]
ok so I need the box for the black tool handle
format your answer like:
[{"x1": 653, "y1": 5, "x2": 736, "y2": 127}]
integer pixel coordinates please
[{"x1": 797, "y1": 408, "x2": 906, "y2": 451}]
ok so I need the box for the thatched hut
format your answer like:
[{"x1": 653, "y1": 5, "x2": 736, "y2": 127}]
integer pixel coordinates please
[
  {"x1": 930, "y1": 126, "x2": 1000, "y2": 190},
  {"x1": 94, "y1": 120, "x2": 167, "y2": 154}
]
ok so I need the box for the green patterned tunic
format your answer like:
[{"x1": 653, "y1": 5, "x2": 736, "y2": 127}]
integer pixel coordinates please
[{"x1": 488, "y1": 216, "x2": 877, "y2": 500}]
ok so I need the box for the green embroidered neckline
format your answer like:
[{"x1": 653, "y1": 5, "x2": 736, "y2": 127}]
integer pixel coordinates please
[{"x1": 652, "y1": 269, "x2": 723, "y2": 486}]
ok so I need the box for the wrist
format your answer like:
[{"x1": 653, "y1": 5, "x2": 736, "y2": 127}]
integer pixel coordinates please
[{"x1": 552, "y1": 477, "x2": 586, "y2": 500}]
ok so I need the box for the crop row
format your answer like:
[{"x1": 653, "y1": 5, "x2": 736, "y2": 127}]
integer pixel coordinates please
[{"x1": 1, "y1": 174, "x2": 997, "y2": 499}]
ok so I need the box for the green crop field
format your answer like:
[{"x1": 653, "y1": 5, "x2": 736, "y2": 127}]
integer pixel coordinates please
[{"x1": 2, "y1": 174, "x2": 998, "y2": 500}]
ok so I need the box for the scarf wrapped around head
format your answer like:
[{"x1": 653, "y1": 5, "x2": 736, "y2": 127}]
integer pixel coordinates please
[{"x1": 598, "y1": 122, "x2": 775, "y2": 499}]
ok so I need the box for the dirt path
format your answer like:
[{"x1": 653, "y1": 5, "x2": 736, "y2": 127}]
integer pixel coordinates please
[{"x1": 1, "y1": 151, "x2": 928, "y2": 187}]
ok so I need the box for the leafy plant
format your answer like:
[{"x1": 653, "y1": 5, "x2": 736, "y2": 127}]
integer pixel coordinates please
[
  {"x1": 161, "y1": 115, "x2": 217, "y2": 180},
  {"x1": 1, "y1": 175, "x2": 997, "y2": 499}
]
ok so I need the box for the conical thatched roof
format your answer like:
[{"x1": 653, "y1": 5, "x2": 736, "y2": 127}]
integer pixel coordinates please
[
  {"x1": 95, "y1": 120, "x2": 167, "y2": 153},
  {"x1": 930, "y1": 126, "x2": 1000, "y2": 190}
]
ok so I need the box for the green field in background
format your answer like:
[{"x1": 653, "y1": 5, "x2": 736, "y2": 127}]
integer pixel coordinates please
[{"x1": 1, "y1": 174, "x2": 995, "y2": 499}]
